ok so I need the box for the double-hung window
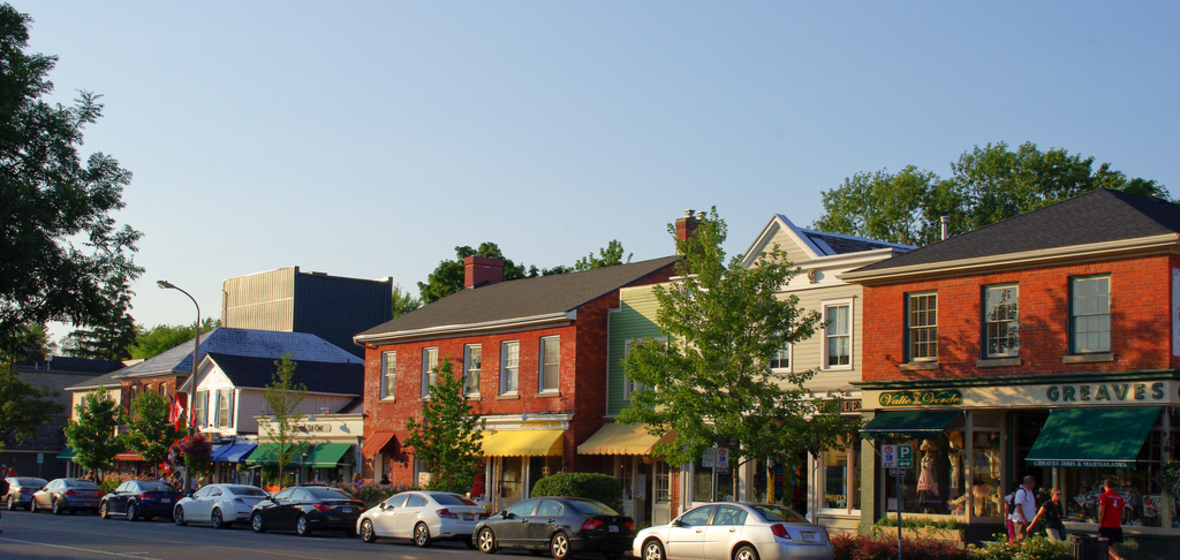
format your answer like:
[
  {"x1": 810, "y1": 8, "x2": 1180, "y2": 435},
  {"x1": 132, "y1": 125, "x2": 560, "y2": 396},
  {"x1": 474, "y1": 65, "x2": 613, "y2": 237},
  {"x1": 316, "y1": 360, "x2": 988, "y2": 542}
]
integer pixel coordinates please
[
  {"x1": 421, "y1": 347, "x2": 439, "y2": 398},
  {"x1": 1070, "y1": 276, "x2": 1111, "y2": 353},
  {"x1": 983, "y1": 284, "x2": 1019, "y2": 358},
  {"x1": 906, "y1": 292, "x2": 938, "y2": 361},
  {"x1": 539, "y1": 336, "x2": 560, "y2": 393},
  {"x1": 194, "y1": 390, "x2": 207, "y2": 428},
  {"x1": 380, "y1": 351, "x2": 397, "y2": 400},
  {"x1": 463, "y1": 344, "x2": 482, "y2": 396},
  {"x1": 624, "y1": 337, "x2": 663, "y2": 399},
  {"x1": 769, "y1": 343, "x2": 791, "y2": 371},
  {"x1": 500, "y1": 341, "x2": 519, "y2": 395},
  {"x1": 823, "y1": 300, "x2": 852, "y2": 369}
]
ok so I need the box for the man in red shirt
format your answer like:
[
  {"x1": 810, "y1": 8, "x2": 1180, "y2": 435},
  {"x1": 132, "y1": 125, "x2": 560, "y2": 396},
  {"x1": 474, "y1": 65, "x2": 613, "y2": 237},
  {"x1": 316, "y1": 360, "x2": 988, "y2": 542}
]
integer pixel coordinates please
[{"x1": 1097, "y1": 478, "x2": 1125, "y2": 560}]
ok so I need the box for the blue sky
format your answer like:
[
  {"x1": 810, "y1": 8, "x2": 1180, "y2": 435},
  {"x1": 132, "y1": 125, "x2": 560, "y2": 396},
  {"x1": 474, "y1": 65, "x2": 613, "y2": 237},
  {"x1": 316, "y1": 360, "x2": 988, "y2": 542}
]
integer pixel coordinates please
[{"x1": 17, "y1": 1, "x2": 1179, "y2": 335}]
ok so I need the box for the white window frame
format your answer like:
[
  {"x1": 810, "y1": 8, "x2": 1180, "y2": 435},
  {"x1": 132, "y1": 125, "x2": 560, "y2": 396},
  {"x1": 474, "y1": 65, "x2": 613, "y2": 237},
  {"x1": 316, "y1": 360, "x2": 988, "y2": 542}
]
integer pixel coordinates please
[
  {"x1": 194, "y1": 390, "x2": 207, "y2": 428},
  {"x1": 539, "y1": 336, "x2": 560, "y2": 394},
  {"x1": 983, "y1": 284, "x2": 1020, "y2": 358},
  {"x1": 822, "y1": 298, "x2": 853, "y2": 371},
  {"x1": 500, "y1": 341, "x2": 519, "y2": 395},
  {"x1": 421, "y1": 347, "x2": 439, "y2": 398},
  {"x1": 623, "y1": 337, "x2": 665, "y2": 400},
  {"x1": 769, "y1": 342, "x2": 792, "y2": 372},
  {"x1": 217, "y1": 389, "x2": 232, "y2": 429},
  {"x1": 463, "y1": 344, "x2": 481, "y2": 397},
  {"x1": 906, "y1": 291, "x2": 938, "y2": 362},
  {"x1": 1070, "y1": 275, "x2": 1111, "y2": 354},
  {"x1": 380, "y1": 351, "x2": 397, "y2": 400}
]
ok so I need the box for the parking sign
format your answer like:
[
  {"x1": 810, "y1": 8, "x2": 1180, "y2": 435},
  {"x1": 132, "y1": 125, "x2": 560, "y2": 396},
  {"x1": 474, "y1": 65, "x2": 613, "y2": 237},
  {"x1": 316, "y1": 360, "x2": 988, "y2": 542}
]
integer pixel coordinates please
[
  {"x1": 897, "y1": 444, "x2": 914, "y2": 469},
  {"x1": 881, "y1": 444, "x2": 897, "y2": 468}
]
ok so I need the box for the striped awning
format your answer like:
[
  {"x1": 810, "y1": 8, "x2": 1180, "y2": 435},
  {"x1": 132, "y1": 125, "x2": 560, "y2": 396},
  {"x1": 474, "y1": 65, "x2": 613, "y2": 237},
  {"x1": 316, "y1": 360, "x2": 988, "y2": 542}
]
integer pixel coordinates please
[{"x1": 577, "y1": 423, "x2": 674, "y2": 455}]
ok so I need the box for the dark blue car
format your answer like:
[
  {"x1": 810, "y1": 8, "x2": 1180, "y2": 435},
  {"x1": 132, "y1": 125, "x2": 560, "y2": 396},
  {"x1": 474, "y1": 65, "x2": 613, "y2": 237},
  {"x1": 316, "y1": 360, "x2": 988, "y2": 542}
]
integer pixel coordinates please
[{"x1": 100, "y1": 480, "x2": 183, "y2": 521}]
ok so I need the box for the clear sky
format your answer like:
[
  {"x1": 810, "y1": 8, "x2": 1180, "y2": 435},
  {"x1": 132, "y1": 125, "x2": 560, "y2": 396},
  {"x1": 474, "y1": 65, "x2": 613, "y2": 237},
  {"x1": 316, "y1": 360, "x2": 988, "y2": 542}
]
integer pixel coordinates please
[{"x1": 15, "y1": 1, "x2": 1179, "y2": 337}]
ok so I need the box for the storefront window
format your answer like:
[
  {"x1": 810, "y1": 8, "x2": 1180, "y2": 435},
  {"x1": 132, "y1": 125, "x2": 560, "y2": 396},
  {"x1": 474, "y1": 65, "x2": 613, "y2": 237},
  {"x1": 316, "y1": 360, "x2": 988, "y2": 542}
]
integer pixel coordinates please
[
  {"x1": 751, "y1": 459, "x2": 770, "y2": 504},
  {"x1": 499, "y1": 457, "x2": 522, "y2": 501},
  {"x1": 1057, "y1": 429, "x2": 1170, "y2": 528},
  {"x1": 692, "y1": 457, "x2": 733, "y2": 502},
  {"x1": 884, "y1": 430, "x2": 973, "y2": 517},
  {"x1": 822, "y1": 445, "x2": 860, "y2": 511},
  {"x1": 653, "y1": 461, "x2": 671, "y2": 504}
]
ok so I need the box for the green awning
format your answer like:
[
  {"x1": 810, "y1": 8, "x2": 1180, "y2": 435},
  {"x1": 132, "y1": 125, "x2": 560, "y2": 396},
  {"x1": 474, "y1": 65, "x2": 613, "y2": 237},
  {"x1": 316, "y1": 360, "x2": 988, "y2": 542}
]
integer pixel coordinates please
[
  {"x1": 56, "y1": 447, "x2": 76, "y2": 460},
  {"x1": 244, "y1": 443, "x2": 312, "y2": 465},
  {"x1": 859, "y1": 410, "x2": 961, "y2": 440},
  {"x1": 304, "y1": 444, "x2": 353, "y2": 467},
  {"x1": 1026, "y1": 407, "x2": 1160, "y2": 468}
]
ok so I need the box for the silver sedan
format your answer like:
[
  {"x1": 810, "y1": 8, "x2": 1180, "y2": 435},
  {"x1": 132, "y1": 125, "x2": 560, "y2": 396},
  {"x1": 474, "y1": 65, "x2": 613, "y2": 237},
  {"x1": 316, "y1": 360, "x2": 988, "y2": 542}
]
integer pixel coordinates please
[{"x1": 633, "y1": 502, "x2": 833, "y2": 560}]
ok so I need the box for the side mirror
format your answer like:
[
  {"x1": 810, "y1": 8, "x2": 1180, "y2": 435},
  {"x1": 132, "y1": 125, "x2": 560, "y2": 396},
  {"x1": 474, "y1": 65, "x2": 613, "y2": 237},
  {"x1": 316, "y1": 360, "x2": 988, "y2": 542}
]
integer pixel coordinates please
[
  {"x1": 380, "y1": 503, "x2": 389, "y2": 511},
  {"x1": 671, "y1": 518, "x2": 684, "y2": 527},
  {"x1": 501, "y1": 511, "x2": 514, "y2": 519}
]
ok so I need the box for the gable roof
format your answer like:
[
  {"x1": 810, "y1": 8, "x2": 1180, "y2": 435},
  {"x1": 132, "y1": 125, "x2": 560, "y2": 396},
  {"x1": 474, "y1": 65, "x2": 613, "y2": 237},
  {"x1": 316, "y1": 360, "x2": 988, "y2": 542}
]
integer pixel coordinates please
[
  {"x1": 741, "y1": 214, "x2": 913, "y2": 269},
  {"x1": 203, "y1": 353, "x2": 363, "y2": 395},
  {"x1": 356, "y1": 256, "x2": 679, "y2": 343},
  {"x1": 844, "y1": 189, "x2": 1180, "y2": 281},
  {"x1": 114, "y1": 328, "x2": 362, "y2": 379}
]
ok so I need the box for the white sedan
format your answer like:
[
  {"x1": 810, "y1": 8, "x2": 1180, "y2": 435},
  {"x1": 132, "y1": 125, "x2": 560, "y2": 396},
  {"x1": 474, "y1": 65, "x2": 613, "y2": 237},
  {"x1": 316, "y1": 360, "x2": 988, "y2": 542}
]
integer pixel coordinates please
[
  {"x1": 357, "y1": 490, "x2": 486, "y2": 547},
  {"x1": 173, "y1": 484, "x2": 270, "y2": 529},
  {"x1": 633, "y1": 502, "x2": 833, "y2": 560}
]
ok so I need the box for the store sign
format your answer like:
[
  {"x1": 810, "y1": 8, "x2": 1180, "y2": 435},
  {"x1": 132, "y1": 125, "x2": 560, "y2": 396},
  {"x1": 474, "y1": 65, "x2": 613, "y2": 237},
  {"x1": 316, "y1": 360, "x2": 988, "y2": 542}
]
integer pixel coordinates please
[
  {"x1": 878, "y1": 390, "x2": 963, "y2": 407},
  {"x1": 1045, "y1": 382, "x2": 1166, "y2": 403},
  {"x1": 1027, "y1": 459, "x2": 1129, "y2": 468},
  {"x1": 299, "y1": 423, "x2": 335, "y2": 434}
]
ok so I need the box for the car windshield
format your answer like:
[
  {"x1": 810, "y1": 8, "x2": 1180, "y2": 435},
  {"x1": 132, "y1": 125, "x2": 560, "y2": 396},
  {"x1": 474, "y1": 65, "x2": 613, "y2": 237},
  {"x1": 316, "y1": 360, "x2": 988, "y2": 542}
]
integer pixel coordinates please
[
  {"x1": 433, "y1": 494, "x2": 477, "y2": 506},
  {"x1": 66, "y1": 480, "x2": 99, "y2": 489},
  {"x1": 139, "y1": 482, "x2": 177, "y2": 492},
  {"x1": 569, "y1": 499, "x2": 619, "y2": 516},
  {"x1": 227, "y1": 486, "x2": 268, "y2": 497},
  {"x1": 750, "y1": 504, "x2": 808, "y2": 523},
  {"x1": 305, "y1": 487, "x2": 352, "y2": 500}
]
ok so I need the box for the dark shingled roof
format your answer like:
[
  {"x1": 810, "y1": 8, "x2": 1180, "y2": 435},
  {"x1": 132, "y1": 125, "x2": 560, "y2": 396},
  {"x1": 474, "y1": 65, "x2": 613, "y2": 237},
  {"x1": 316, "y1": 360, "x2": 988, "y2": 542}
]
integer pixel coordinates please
[
  {"x1": 117, "y1": 328, "x2": 361, "y2": 378},
  {"x1": 204, "y1": 353, "x2": 363, "y2": 395},
  {"x1": 853, "y1": 189, "x2": 1180, "y2": 273},
  {"x1": 359, "y1": 256, "x2": 679, "y2": 337}
]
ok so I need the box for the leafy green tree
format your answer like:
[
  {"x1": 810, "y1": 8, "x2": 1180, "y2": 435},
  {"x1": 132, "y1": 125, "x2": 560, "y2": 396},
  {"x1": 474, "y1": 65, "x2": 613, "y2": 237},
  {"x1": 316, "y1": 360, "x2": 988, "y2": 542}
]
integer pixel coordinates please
[
  {"x1": 60, "y1": 277, "x2": 138, "y2": 360},
  {"x1": 0, "y1": 364, "x2": 63, "y2": 451},
  {"x1": 129, "y1": 319, "x2": 216, "y2": 360},
  {"x1": 619, "y1": 208, "x2": 858, "y2": 483},
  {"x1": 574, "y1": 239, "x2": 632, "y2": 271},
  {"x1": 124, "y1": 389, "x2": 182, "y2": 474},
  {"x1": 262, "y1": 352, "x2": 310, "y2": 487},
  {"x1": 64, "y1": 390, "x2": 123, "y2": 477},
  {"x1": 391, "y1": 284, "x2": 421, "y2": 318},
  {"x1": 812, "y1": 142, "x2": 1169, "y2": 246},
  {"x1": 405, "y1": 357, "x2": 485, "y2": 493},
  {"x1": 417, "y1": 242, "x2": 534, "y2": 303},
  {"x1": 0, "y1": 4, "x2": 142, "y2": 359}
]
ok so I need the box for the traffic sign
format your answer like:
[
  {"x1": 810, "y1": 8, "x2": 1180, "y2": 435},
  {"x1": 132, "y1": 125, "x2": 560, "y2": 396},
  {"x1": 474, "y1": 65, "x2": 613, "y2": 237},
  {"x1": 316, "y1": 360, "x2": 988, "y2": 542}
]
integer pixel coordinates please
[
  {"x1": 897, "y1": 444, "x2": 914, "y2": 469},
  {"x1": 889, "y1": 467, "x2": 907, "y2": 477},
  {"x1": 881, "y1": 444, "x2": 897, "y2": 467}
]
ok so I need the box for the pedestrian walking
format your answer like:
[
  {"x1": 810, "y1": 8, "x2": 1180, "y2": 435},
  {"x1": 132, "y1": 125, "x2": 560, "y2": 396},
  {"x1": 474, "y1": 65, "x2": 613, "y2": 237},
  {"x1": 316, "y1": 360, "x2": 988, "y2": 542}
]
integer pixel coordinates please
[{"x1": 1098, "y1": 478, "x2": 1126, "y2": 560}]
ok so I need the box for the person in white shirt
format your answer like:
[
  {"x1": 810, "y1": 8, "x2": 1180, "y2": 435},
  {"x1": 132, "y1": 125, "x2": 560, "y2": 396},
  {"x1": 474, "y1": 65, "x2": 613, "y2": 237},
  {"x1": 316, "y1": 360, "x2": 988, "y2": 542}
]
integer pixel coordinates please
[{"x1": 1009, "y1": 475, "x2": 1037, "y2": 541}]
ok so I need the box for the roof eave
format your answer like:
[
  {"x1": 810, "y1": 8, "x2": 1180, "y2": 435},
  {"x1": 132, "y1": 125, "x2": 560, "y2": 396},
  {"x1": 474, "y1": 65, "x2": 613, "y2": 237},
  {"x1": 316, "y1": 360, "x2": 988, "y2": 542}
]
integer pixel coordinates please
[{"x1": 355, "y1": 310, "x2": 576, "y2": 346}]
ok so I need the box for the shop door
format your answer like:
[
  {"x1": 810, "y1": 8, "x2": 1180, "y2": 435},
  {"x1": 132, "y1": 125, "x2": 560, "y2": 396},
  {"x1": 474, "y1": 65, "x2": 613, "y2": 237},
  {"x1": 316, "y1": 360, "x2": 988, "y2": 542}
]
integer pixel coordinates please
[{"x1": 652, "y1": 460, "x2": 672, "y2": 525}]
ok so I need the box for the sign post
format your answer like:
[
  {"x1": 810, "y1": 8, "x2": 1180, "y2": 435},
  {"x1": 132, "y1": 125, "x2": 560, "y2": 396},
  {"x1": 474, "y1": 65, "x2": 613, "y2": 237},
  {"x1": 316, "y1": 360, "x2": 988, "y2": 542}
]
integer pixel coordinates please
[{"x1": 882, "y1": 444, "x2": 912, "y2": 560}]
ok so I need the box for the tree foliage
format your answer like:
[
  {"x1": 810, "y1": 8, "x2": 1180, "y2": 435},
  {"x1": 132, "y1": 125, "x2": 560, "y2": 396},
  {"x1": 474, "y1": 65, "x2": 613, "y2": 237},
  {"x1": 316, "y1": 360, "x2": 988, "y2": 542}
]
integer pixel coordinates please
[
  {"x1": 64, "y1": 390, "x2": 123, "y2": 475},
  {"x1": 0, "y1": 363, "x2": 63, "y2": 450},
  {"x1": 129, "y1": 319, "x2": 216, "y2": 360},
  {"x1": 812, "y1": 142, "x2": 1169, "y2": 246},
  {"x1": 417, "y1": 242, "x2": 534, "y2": 304},
  {"x1": 60, "y1": 277, "x2": 138, "y2": 361},
  {"x1": 574, "y1": 239, "x2": 632, "y2": 271},
  {"x1": 618, "y1": 208, "x2": 859, "y2": 473},
  {"x1": 124, "y1": 389, "x2": 182, "y2": 472},
  {"x1": 391, "y1": 284, "x2": 421, "y2": 318},
  {"x1": 0, "y1": 4, "x2": 142, "y2": 358},
  {"x1": 404, "y1": 357, "x2": 485, "y2": 493},
  {"x1": 262, "y1": 352, "x2": 309, "y2": 486}
]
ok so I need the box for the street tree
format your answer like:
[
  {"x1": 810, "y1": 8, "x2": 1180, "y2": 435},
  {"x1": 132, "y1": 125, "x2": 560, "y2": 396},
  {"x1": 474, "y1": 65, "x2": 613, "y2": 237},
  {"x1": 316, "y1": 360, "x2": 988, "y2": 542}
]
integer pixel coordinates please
[
  {"x1": 262, "y1": 352, "x2": 309, "y2": 487},
  {"x1": 0, "y1": 4, "x2": 142, "y2": 359},
  {"x1": 129, "y1": 319, "x2": 217, "y2": 360},
  {"x1": 64, "y1": 390, "x2": 123, "y2": 477},
  {"x1": 574, "y1": 239, "x2": 632, "y2": 271},
  {"x1": 417, "y1": 242, "x2": 534, "y2": 303},
  {"x1": 405, "y1": 357, "x2": 485, "y2": 493},
  {"x1": 812, "y1": 142, "x2": 1169, "y2": 246},
  {"x1": 0, "y1": 364, "x2": 63, "y2": 450},
  {"x1": 124, "y1": 389, "x2": 183, "y2": 475},
  {"x1": 59, "y1": 277, "x2": 138, "y2": 361},
  {"x1": 618, "y1": 208, "x2": 859, "y2": 486},
  {"x1": 391, "y1": 284, "x2": 421, "y2": 318}
]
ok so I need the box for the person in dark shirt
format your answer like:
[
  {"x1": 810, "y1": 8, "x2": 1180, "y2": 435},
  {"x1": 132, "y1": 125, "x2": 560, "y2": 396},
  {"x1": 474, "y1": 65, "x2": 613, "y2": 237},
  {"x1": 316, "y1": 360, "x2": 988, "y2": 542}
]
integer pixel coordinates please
[{"x1": 1030, "y1": 488, "x2": 1066, "y2": 541}]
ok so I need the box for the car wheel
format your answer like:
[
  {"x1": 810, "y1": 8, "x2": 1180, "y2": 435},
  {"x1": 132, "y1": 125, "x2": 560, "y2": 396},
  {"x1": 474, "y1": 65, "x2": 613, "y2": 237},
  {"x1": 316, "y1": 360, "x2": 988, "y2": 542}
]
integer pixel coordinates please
[
  {"x1": 29, "y1": 498, "x2": 37, "y2": 513},
  {"x1": 296, "y1": 514, "x2": 312, "y2": 537},
  {"x1": 251, "y1": 512, "x2": 266, "y2": 533},
  {"x1": 477, "y1": 527, "x2": 498, "y2": 554},
  {"x1": 550, "y1": 532, "x2": 570, "y2": 560},
  {"x1": 127, "y1": 503, "x2": 139, "y2": 521},
  {"x1": 642, "y1": 539, "x2": 666, "y2": 560},
  {"x1": 99, "y1": 502, "x2": 110, "y2": 519},
  {"x1": 360, "y1": 519, "x2": 376, "y2": 543},
  {"x1": 52, "y1": 498, "x2": 65, "y2": 515},
  {"x1": 413, "y1": 522, "x2": 432, "y2": 547},
  {"x1": 173, "y1": 505, "x2": 186, "y2": 526},
  {"x1": 211, "y1": 507, "x2": 227, "y2": 529},
  {"x1": 734, "y1": 544, "x2": 760, "y2": 560}
]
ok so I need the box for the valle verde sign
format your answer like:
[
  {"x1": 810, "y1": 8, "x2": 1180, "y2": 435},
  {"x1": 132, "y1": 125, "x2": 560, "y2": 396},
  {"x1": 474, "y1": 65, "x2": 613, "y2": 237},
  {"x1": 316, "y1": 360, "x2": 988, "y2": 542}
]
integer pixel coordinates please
[{"x1": 879, "y1": 390, "x2": 963, "y2": 407}]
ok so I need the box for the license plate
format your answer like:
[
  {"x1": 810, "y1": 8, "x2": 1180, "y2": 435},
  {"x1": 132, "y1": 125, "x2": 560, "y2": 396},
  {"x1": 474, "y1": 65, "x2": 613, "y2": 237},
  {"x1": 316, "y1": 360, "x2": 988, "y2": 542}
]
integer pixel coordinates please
[
  {"x1": 801, "y1": 532, "x2": 816, "y2": 543},
  {"x1": 84, "y1": 501, "x2": 96, "y2": 507},
  {"x1": 161, "y1": 498, "x2": 171, "y2": 503},
  {"x1": 463, "y1": 514, "x2": 475, "y2": 521},
  {"x1": 341, "y1": 507, "x2": 352, "y2": 513},
  {"x1": 608, "y1": 525, "x2": 618, "y2": 533}
]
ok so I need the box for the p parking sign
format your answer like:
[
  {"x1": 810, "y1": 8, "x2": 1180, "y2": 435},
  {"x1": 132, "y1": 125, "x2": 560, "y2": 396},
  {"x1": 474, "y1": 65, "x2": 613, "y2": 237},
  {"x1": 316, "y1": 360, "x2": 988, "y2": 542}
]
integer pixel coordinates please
[{"x1": 897, "y1": 444, "x2": 913, "y2": 469}]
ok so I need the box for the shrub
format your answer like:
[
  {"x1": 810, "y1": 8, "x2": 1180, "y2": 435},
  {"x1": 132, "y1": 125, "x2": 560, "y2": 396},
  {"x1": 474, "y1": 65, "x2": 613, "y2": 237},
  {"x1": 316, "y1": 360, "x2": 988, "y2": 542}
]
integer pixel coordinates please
[
  {"x1": 873, "y1": 516, "x2": 962, "y2": 530},
  {"x1": 970, "y1": 535, "x2": 1070, "y2": 560},
  {"x1": 530, "y1": 472, "x2": 623, "y2": 513},
  {"x1": 832, "y1": 533, "x2": 973, "y2": 560}
]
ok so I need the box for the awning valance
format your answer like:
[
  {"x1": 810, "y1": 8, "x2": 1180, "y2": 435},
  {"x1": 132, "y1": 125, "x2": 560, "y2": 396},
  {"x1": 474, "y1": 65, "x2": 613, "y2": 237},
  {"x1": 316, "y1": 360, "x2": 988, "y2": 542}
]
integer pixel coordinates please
[
  {"x1": 114, "y1": 451, "x2": 144, "y2": 462},
  {"x1": 57, "y1": 448, "x2": 76, "y2": 460},
  {"x1": 361, "y1": 432, "x2": 397, "y2": 456},
  {"x1": 1026, "y1": 407, "x2": 1160, "y2": 468},
  {"x1": 479, "y1": 430, "x2": 564, "y2": 457},
  {"x1": 859, "y1": 410, "x2": 961, "y2": 440},
  {"x1": 244, "y1": 443, "x2": 311, "y2": 465},
  {"x1": 577, "y1": 423, "x2": 673, "y2": 455},
  {"x1": 305, "y1": 443, "x2": 353, "y2": 467},
  {"x1": 213, "y1": 443, "x2": 257, "y2": 463}
]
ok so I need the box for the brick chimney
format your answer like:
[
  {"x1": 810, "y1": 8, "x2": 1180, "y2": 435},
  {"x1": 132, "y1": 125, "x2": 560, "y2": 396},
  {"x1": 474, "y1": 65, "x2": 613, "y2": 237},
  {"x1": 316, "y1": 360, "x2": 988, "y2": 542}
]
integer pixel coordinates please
[
  {"x1": 464, "y1": 256, "x2": 505, "y2": 288},
  {"x1": 675, "y1": 209, "x2": 701, "y2": 253}
]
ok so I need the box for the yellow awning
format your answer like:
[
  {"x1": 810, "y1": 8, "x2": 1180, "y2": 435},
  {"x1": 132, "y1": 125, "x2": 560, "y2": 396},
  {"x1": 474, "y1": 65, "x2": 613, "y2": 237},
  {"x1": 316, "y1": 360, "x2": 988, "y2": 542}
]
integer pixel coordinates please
[
  {"x1": 480, "y1": 429, "x2": 564, "y2": 457},
  {"x1": 577, "y1": 423, "x2": 673, "y2": 455}
]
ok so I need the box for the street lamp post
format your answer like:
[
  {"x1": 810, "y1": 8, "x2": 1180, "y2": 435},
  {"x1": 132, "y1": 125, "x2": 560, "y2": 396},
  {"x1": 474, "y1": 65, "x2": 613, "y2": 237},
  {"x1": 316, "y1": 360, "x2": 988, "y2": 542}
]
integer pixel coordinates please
[{"x1": 157, "y1": 280, "x2": 200, "y2": 495}]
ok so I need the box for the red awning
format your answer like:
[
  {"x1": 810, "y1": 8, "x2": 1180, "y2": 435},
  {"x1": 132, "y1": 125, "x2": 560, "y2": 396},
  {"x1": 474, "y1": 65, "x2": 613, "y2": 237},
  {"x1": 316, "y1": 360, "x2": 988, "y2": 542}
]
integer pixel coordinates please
[
  {"x1": 361, "y1": 432, "x2": 397, "y2": 456},
  {"x1": 114, "y1": 451, "x2": 144, "y2": 461}
]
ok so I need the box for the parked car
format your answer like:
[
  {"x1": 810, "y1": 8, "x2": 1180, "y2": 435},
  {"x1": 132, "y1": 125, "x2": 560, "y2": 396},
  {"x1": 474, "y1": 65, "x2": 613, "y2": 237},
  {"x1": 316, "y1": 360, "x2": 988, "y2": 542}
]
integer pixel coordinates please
[
  {"x1": 100, "y1": 480, "x2": 183, "y2": 521},
  {"x1": 474, "y1": 497, "x2": 633, "y2": 560},
  {"x1": 4, "y1": 477, "x2": 48, "y2": 510},
  {"x1": 29, "y1": 478, "x2": 104, "y2": 515},
  {"x1": 250, "y1": 485, "x2": 366, "y2": 537},
  {"x1": 357, "y1": 490, "x2": 486, "y2": 547},
  {"x1": 173, "y1": 483, "x2": 269, "y2": 529},
  {"x1": 632, "y1": 502, "x2": 834, "y2": 560}
]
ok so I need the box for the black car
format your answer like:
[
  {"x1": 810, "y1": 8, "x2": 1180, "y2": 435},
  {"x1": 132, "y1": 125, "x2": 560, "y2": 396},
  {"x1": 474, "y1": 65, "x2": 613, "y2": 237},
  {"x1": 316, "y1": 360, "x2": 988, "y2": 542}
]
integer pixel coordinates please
[
  {"x1": 250, "y1": 486, "x2": 366, "y2": 537},
  {"x1": 100, "y1": 480, "x2": 182, "y2": 521},
  {"x1": 473, "y1": 497, "x2": 634, "y2": 560},
  {"x1": 5, "y1": 477, "x2": 48, "y2": 510},
  {"x1": 30, "y1": 478, "x2": 104, "y2": 515}
]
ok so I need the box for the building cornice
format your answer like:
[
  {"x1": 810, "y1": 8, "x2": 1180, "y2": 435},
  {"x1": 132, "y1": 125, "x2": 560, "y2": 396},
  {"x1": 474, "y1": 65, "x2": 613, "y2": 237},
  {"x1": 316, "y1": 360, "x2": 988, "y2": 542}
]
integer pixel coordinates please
[
  {"x1": 355, "y1": 311, "x2": 576, "y2": 346},
  {"x1": 853, "y1": 369, "x2": 1180, "y2": 390}
]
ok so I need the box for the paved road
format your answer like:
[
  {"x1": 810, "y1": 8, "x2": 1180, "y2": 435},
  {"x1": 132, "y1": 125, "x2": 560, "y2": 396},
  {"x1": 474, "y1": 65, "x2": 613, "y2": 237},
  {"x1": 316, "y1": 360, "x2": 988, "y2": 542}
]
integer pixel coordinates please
[{"x1": 0, "y1": 507, "x2": 488, "y2": 560}]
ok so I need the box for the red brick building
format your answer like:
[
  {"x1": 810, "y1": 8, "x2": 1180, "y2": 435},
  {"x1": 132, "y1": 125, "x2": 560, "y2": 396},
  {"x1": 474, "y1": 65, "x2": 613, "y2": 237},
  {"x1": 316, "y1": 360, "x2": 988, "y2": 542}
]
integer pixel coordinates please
[
  {"x1": 844, "y1": 189, "x2": 1180, "y2": 555},
  {"x1": 355, "y1": 255, "x2": 678, "y2": 510}
]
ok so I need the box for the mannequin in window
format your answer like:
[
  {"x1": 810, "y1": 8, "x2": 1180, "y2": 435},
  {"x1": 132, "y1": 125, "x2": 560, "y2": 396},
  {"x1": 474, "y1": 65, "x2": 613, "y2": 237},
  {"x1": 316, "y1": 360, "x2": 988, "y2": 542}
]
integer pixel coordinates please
[
  {"x1": 916, "y1": 439, "x2": 939, "y2": 512},
  {"x1": 947, "y1": 432, "x2": 964, "y2": 499}
]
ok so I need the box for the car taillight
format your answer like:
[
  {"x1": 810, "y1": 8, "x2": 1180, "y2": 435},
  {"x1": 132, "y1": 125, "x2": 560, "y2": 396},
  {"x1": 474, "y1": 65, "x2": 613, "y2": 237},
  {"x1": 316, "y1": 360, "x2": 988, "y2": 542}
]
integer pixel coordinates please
[
  {"x1": 139, "y1": 493, "x2": 152, "y2": 500},
  {"x1": 64, "y1": 490, "x2": 78, "y2": 497},
  {"x1": 581, "y1": 519, "x2": 604, "y2": 531},
  {"x1": 313, "y1": 503, "x2": 331, "y2": 511},
  {"x1": 436, "y1": 508, "x2": 458, "y2": 519},
  {"x1": 624, "y1": 520, "x2": 635, "y2": 532},
  {"x1": 771, "y1": 524, "x2": 792, "y2": 540}
]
